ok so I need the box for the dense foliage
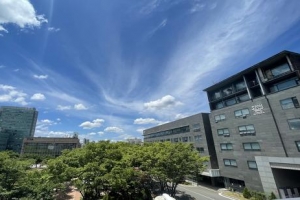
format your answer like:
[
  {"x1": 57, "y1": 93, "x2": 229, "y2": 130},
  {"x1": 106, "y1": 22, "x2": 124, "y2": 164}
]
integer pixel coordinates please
[{"x1": 0, "y1": 141, "x2": 208, "y2": 199}]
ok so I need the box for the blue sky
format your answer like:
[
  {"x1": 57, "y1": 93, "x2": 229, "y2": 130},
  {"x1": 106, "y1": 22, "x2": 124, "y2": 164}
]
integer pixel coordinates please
[{"x1": 1, "y1": 0, "x2": 300, "y2": 142}]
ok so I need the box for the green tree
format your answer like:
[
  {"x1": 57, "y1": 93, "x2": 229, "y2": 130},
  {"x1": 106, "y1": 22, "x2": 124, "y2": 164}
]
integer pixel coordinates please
[{"x1": 140, "y1": 142, "x2": 208, "y2": 197}]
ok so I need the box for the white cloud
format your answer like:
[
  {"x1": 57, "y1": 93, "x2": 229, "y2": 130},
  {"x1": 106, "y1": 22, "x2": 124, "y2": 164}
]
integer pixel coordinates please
[
  {"x1": 0, "y1": 0, "x2": 47, "y2": 33},
  {"x1": 104, "y1": 127, "x2": 124, "y2": 133},
  {"x1": 88, "y1": 132, "x2": 96, "y2": 136},
  {"x1": 144, "y1": 95, "x2": 182, "y2": 110},
  {"x1": 48, "y1": 27, "x2": 60, "y2": 32},
  {"x1": 57, "y1": 105, "x2": 72, "y2": 110},
  {"x1": 33, "y1": 74, "x2": 48, "y2": 79},
  {"x1": 40, "y1": 119, "x2": 55, "y2": 124},
  {"x1": 0, "y1": 65, "x2": 5, "y2": 69},
  {"x1": 0, "y1": 84, "x2": 15, "y2": 91},
  {"x1": 98, "y1": 131, "x2": 104, "y2": 135},
  {"x1": 74, "y1": 103, "x2": 88, "y2": 110},
  {"x1": 14, "y1": 69, "x2": 19, "y2": 72},
  {"x1": 31, "y1": 93, "x2": 45, "y2": 101},
  {"x1": 136, "y1": 128, "x2": 145, "y2": 133},
  {"x1": 134, "y1": 118, "x2": 161, "y2": 125},
  {"x1": 174, "y1": 114, "x2": 186, "y2": 120},
  {"x1": 0, "y1": 84, "x2": 28, "y2": 105},
  {"x1": 79, "y1": 119, "x2": 105, "y2": 129},
  {"x1": 57, "y1": 118, "x2": 61, "y2": 121}
]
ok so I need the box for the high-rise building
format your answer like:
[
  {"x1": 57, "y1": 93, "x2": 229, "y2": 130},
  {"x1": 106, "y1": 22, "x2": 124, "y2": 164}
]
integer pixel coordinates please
[
  {"x1": 0, "y1": 106, "x2": 38, "y2": 153},
  {"x1": 204, "y1": 50, "x2": 300, "y2": 198},
  {"x1": 144, "y1": 50, "x2": 300, "y2": 199}
]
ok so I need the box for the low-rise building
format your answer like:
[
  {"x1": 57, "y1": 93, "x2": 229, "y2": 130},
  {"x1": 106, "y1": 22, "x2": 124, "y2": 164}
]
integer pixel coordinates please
[
  {"x1": 21, "y1": 137, "x2": 80, "y2": 157},
  {"x1": 143, "y1": 113, "x2": 222, "y2": 186}
]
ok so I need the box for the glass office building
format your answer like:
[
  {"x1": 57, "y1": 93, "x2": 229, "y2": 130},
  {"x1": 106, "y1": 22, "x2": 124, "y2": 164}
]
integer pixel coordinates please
[{"x1": 0, "y1": 106, "x2": 38, "y2": 153}]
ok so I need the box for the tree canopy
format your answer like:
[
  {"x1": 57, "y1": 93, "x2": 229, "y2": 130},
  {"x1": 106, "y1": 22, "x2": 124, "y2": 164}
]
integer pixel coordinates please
[{"x1": 0, "y1": 141, "x2": 208, "y2": 199}]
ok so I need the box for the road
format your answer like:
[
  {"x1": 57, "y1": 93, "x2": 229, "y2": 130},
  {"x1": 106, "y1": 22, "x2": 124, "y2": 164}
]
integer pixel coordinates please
[{"x1": 176, "y1": 185, "x2": 229, "y2": 200}]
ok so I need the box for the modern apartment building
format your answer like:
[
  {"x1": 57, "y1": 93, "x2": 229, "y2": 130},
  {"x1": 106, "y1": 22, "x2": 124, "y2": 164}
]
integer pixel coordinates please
[
  {"x1": 0, "y1": 106, "x2": 38, "y2": 153},
  {"x1": 21, "y1": 136, "x2": 81, "y2": 157},
  {"x1": 204, "y1": 50, "x2": 300, "y2": 198},
  {"x1": 143, "y1": 113, "x2": 222, "y2": 186}
]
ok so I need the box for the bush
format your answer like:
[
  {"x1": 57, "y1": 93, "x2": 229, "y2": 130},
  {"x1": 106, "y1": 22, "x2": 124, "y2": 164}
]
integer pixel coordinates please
[
  {"x1": 243, "y1": 187, "x2": 252, "y2": 199},
  {"x1": 250, "y1": 190, "x2": 266, "y2": 200},
  {"x1": 268, "y1": 192, "x2": 276, "y2": 200}
]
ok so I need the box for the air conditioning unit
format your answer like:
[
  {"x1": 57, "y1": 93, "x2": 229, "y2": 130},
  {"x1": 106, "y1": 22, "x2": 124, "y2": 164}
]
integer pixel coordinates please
[
  {"x1": 215, "y1": 120, "x2": 218, "y2": 123},
  {"x1": 242, "y1": 115, "x2": 247, "y2": 119}
]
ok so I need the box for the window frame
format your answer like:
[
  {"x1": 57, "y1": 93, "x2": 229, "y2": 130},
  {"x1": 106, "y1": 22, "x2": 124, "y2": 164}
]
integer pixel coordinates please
[
  {"x1": 247, "y1": 161, "x2": 258, "y2": 170},
  {"x1": 223, "y1": 159, "x2": 237, "y2": 167},
  {"x1": 243, "y1": 142, "x2": 261, "y2": 151},
  {"x1": 214, "y1": 114, "x2": 226, "y2": 122},
  {"x1": 295, "y1": 141, "x2": 300, "y2": 152},
  {"x1": 234, "y1": 108, "x2": 250, "y2": 118},
  {"x1": 280, "y1": 97, "x2": 299, "y2": 110},
  {"x1": 238, "y1": 124, "x2": 256, "y2": 136},
  {"x1": 220, "y1": 143, "x2": 233, "y2": 151},
  {"x1": 217, "y1": 128, "x2": 230, "y2": 137},
  {"x1": 288, "y1": 118, "x2": 300, "y2": 130}
]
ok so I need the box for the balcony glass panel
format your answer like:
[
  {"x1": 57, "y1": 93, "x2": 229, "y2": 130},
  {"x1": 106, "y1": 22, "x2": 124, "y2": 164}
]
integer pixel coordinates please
[
  {"x1": 235, "y1": 81, "x2": 246, "y2": 91},
  {"x1": 271, "y1": 63, "x2": 290, "y2": 77}
]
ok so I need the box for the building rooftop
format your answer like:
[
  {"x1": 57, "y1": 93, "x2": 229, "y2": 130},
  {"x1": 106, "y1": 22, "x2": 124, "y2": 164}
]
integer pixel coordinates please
[{"x1": 203, "y1": 50, "x2": 300, "y2": 92}]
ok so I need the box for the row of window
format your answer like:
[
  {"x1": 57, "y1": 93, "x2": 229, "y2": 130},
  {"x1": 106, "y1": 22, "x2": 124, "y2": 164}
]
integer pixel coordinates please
[
  {"x1": 147, "y1": 135, "x2": 202, "y2": 143},
  {"x1": 223, "y1": 159, "x2": 257, "y2": 169},
  {"x1": 217, "y1": 125, "x2": 256, "y2": 137},
  {"x1": 220, "y1": 142, "x2": 260, "y2": 151},
  {"x1": 217, "y1": 118, "x2": 300, "y2": 137},
  {"x1": 144, "y1": 124, "x2": 201, "y2": 139},
  {"x1": 215, "y1": 96, "x2": 299, "y2": 122}
]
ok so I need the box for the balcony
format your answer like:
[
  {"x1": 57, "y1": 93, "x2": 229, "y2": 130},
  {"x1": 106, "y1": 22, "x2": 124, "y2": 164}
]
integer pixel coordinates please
[{"x1": 201, "y1": 169, "x2": 220, "y2": 177}]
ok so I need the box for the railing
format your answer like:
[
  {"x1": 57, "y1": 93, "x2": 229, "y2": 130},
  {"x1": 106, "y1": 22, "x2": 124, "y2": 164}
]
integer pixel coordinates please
[{"x1": 201, "y1": 169, "x2": 220, "y2": 177}]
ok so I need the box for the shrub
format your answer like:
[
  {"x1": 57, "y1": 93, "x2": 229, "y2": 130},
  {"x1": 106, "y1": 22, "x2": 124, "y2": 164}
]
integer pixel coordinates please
[
  {"x1": 268, "y1": 192, "x2": 276, "y2": 200},
  {"x1": 243, "y1": 187, "x2": 252, "y2": 199}
]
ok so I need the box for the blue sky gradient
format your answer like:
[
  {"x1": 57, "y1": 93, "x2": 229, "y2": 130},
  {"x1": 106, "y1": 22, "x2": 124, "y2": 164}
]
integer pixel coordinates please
[{"x1": 1, "y1": 0, "x2": 300, "y2": 142}]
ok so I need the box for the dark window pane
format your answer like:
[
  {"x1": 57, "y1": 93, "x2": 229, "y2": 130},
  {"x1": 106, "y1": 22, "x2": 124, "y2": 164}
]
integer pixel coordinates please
[
  {"x1": 226, "y1": 98, "x2": 236, "y2": 106},
  {"x1": 288, "y1": 119, "x2": 300, "y2": 130},
  {"x1": 271, "y1": 63, "x2": 290, "y2": 77}
]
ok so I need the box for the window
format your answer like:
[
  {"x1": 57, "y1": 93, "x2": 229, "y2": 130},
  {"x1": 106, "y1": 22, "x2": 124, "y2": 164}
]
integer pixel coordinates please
[
  {"x1": 220, "y1": 143, "x2": 233, "y2": 150},
  {"x1": 288, "y1": 119, "x2": 300, "y2": 130},
  {"x1": 194, "y1": 135, "x2": 202, "y2": 142},
  {"x1": 215, "y1": 114, "x2": 225, "y2": 122},
  {"x1": 237, "y1": 94, "x2": 250, "y2": 102},
  {"x1": 223, "y1": 86, "x2": 233, "y2": 96},
  {"x1": 217, "y1": 128, "x2": 230, "y2": 136},
  {"x1": 271, "y1": 63, "x2": 291, "y2": 77},
  {"x1": 239, "y1": 125, "x2": 255, "y2": 136},
  {"x1": 295, "y1": 141, "x2": 300, "y2": 152},
  {"x1": 225, "y1": 98, "x2": 237, "y2": 106},
  {"x1": 196, "y1": 147, "x2": 204, "y2": 153},
  {"x1": 270, "y1": 78, "x2": 299, "y2": 93},
  {"x1": 247, "y1": 161, "x2": 258, "y2": 169},
  {"x1": 234, "y1": 108, "x2": 250, "y2": 118},
  {"x1": 235, "y1": 81, "x2": 246, "y2": 91},
  {"x1": 192, "y1": 123, "x2": 201, "y2": 132},
  {"x1": 224, "y1": 159, "x2": 237, "y2": 167},
  {"x1": 182, "y1": 137, "x2": 188, "y2": 142},
  {"x1": 243, "y1": 142, "x2": 260, "y2": 151},
  {"x1": 280, "y1": 97, "x2": 299, "y2": 109},
  {"x1": 215, "y1": 102, "x2": 224, "y2": 109},
  {"x1": 213, "y1": 91, "x2": 222, "y2": 100}
]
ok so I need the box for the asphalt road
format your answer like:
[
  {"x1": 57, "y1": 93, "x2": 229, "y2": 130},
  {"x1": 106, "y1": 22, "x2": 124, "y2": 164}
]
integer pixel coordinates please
[{"x1": 176, "y1": 185, "x2": 229, "y2": 200}]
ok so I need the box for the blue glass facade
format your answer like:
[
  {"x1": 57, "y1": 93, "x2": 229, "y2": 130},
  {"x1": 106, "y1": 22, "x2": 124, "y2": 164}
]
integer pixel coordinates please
[{"x1": 0, "y1": 106, "x2": 38, "y2": 153}]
